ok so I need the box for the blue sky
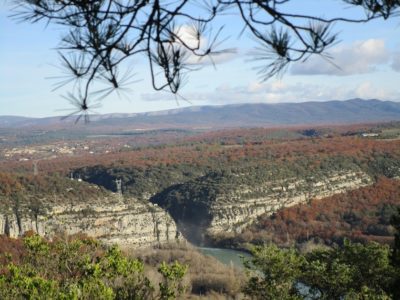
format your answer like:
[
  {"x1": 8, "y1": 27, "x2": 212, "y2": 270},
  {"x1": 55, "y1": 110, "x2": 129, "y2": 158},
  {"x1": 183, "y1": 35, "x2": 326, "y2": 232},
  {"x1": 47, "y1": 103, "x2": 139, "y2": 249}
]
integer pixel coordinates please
[{"x1": 1, "y1": 1, "x2": 400, "y2": 117}]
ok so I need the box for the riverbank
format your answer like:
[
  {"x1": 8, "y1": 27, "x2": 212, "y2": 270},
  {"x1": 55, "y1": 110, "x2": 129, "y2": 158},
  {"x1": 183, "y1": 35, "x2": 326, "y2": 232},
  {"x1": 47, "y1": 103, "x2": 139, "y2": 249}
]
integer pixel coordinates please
[
  {"x1": 196, "y1": 247, "x2": 251, "y2": 269},
  {"x1": 134, "y1": 243, "x2": 245, "y2": 298}
]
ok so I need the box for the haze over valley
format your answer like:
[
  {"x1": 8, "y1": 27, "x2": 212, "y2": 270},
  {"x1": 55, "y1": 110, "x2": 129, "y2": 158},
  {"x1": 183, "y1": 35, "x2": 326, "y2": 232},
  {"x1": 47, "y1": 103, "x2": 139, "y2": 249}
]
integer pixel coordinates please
[{"x1": 1, "y1": 99, "x2": 400, "y2": 130}]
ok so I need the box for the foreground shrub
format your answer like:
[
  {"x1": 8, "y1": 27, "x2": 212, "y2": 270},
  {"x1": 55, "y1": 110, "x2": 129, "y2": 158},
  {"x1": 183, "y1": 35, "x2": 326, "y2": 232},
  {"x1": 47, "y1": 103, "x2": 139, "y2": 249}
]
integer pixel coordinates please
[
  {"x1": 0, "y1": 234, "x2": 187, "y2": 300},
  {"x1": 243, "y1": 240, "x2": 397, "y2": 299},
  {"x1": 137, "y1": 243, "x2": 244, "y2": 297}
]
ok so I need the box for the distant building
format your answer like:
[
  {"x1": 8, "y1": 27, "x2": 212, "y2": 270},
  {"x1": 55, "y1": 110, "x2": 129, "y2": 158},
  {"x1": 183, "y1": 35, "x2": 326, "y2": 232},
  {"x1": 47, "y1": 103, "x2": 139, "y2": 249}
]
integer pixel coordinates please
[{"x1": 361, "y1": 133, "x2": 379, "y2": 137}]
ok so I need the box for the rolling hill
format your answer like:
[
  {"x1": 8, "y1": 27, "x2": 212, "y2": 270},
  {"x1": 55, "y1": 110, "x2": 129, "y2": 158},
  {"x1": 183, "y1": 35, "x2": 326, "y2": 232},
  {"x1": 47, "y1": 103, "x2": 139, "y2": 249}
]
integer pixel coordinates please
[{"x1": 1, "y1": 99, "x2": 400, "y2": 129}]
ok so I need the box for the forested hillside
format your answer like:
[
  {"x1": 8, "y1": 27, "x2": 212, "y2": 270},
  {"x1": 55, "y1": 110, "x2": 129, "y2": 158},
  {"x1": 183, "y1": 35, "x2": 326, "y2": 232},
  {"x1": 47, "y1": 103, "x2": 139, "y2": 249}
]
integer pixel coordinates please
[
  {"x1": 212, "y1": 178, "x2": 400, "y2": 248},
  {"x1": 1, "y1": 122, "x2": 400, "y2": 298},
  {"x1": 75, "y1": 133, "x2": 400, "y2": 244},
  {"x1": 2, "y1": 123, "x2": 399, "y2": 245},
  {"x1": 0, "y1": 172, "x2": 109, "y2": 215}
]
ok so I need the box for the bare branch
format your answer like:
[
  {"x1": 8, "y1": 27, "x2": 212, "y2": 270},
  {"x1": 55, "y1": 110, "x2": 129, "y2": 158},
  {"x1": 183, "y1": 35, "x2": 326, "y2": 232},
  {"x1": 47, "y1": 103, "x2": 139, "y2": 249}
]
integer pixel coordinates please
[{"x1": 10, "y1": 0, "x2": 400, "y2": 121}]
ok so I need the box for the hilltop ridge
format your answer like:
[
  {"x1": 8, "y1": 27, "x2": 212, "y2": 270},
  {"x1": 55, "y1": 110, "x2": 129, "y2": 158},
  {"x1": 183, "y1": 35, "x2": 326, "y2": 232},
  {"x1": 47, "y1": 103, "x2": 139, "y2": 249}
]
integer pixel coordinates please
[{"x1": 1, "y1": 99, "x2": 400, "y2": 129}]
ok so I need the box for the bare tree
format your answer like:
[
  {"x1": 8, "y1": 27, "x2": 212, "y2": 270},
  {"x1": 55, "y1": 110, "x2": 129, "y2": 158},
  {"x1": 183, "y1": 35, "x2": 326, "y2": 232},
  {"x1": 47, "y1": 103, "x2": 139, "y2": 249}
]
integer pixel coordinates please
[{"x1": 11, "y1": 0, "x2": 400, "y2": 119}]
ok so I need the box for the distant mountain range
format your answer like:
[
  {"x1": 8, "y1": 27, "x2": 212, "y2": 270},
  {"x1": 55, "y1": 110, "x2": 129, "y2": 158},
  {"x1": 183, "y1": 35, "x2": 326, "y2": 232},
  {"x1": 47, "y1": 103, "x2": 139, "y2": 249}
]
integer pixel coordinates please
[{"x1": 1, "y1": 99, "x2": 400, "y2": 129}]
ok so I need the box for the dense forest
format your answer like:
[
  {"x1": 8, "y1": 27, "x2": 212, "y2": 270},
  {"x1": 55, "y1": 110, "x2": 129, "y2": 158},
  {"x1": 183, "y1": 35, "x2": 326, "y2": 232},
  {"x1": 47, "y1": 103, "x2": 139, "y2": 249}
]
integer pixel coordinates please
[
  {"x1": 1, "y1": 122, "x2": 400, "y2": 298},
  {"x1": 0, "y1": 172, "x2": 110, "y2": 218},
  {"x1": 212, "y1": 178, "x2": 400, "y2": 249},
  {"x1": 74, "y1": 135, "x2": 399, "y2": 196},
  {"x1": 1, "y1": 124, "x2": 400, "y2": 244},
  {"x1": 72, "y1": 131, "x2": 400, "y2": 245},
  {"x1": 2, "y1": 123, "x2": 400, "y2": 175}
]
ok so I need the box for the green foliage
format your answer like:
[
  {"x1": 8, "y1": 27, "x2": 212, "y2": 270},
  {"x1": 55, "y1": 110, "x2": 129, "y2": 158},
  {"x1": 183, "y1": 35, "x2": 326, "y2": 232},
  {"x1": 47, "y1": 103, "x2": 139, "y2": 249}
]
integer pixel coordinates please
[
  {"x1": 79, "y1": 165, "x2": 204, "y2": 199},
  {"x1": 302, "y1": 255, "x2": 353, "y2": 299},
  {"x1": 24, "y1": 234, "x2": 50, "y2": 256},
  {"x1": 0, "y1": 234, "x2": 190, "y2": 300},
  {"x1": 243, "y1": 244, "x2": 303, "y2": 300},
  {"x1": 344, "y1": 286, "x2": 392, "y2": 300},
  {"x1": 0, "y1": 264, "x2": 60, "y2": 300},
  {"x1": 0, "y1": 172, "x2": 109, "y2": 214},
  {"x1": 243, "y1": 240, "x2": 396, "y2": 299},
  {"x1": 302, "y1": 240, "x2": 395, "y2": 299},
  {"x1": 158, "y1": 261, "x2": 188, "y2": 300},
  {"x1": 391, "y1": 208, "x2": 400, "y2": 266},
  {"x1": 82, "y1": 278, "x2": 116, "y2": 300},
  {"x1": 390, "y1": 208, "x2": 400, "y2": 300},
  {"x1": 367, "y1": 153, "x2": 400, "y2": 179}
]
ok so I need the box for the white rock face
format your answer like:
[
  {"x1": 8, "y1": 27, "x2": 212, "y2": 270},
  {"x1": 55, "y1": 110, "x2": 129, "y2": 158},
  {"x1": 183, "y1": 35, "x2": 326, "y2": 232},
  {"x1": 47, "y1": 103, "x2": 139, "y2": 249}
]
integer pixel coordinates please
[
  {"x1": 207, "y1": 171, "x2": 372, "y2": 235},
  {"x1": 0, "y1": 195, "x2": 183, "y2": 249},
  {"x1": 0, "y1": 171, "x2": 373, "y2": 246}
]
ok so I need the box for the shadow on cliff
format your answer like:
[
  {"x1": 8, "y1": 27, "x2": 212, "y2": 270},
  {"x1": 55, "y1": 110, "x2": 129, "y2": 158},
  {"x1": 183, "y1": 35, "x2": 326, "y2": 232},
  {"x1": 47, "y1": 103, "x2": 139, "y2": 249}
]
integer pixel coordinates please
[{"x1": 150, "y1": 183, "x2": 213, "y2": 246}]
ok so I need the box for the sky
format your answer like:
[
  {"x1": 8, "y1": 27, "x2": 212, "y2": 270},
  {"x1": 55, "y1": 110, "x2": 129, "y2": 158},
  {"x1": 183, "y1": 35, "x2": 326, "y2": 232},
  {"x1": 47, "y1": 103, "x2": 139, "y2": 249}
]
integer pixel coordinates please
[{"x1": 1, "y1": 1, "x2": 400, "y2": 117}]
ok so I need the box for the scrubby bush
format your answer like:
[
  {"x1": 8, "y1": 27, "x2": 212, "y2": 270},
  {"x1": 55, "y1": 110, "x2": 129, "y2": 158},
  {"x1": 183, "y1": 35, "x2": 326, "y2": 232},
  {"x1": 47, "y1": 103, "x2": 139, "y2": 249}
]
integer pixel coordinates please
[
  {"x1": 0, "y1": 234, "x2": 188, "y2": 300},
  {"x1": 136, "y1": 243, "x2": 244, "y2": 298},
  {"x1": 243, "y1": 239, "x2": 398, "y2": 299}
]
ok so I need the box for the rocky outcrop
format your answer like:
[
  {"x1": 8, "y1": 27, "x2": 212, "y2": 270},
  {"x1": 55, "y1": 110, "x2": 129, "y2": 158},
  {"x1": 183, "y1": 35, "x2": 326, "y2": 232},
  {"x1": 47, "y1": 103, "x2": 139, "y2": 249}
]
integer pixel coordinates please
[
  {"x1": 207, "y1": 171, "x2": 372, "y2": 235},
  {"x1": 0, "y1": 194, "x2": 183, "y2": 249},
  {"x1": 152, "y1": 170, "x2": 372, "y2": 243}
]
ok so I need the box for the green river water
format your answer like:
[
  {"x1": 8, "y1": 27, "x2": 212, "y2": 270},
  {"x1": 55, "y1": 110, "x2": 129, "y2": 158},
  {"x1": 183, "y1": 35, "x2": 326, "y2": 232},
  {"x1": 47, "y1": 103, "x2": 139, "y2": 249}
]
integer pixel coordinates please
[{"x1": 197, "y1": 247, "x2": 251, "y2": 269}]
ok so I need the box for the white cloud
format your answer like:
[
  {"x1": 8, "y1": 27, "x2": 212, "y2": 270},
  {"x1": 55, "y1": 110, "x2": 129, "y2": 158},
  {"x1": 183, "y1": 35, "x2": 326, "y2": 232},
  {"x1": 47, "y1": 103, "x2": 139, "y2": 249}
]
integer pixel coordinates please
[
  {"x1": 390, "y1": 52, "x2": 400, "y2": 72},
  {"x1": 353, "y1": 81, "x2": 396, "y2": 100},
  {"x1": 174, "y1": 25, "x2": 204, "y2": 49},
  {"x1": 171, "y1": 25, "x2": 239, "y2": 66},
  {"x1": 291, "y1": 39, "x2": 389, "y2": 76},
  {"x1": 141, "y1": 80, "x2": 399, "y2": 105},
  {"x1": 141, "y1": 92, "x2": 175, "y2": 102}
]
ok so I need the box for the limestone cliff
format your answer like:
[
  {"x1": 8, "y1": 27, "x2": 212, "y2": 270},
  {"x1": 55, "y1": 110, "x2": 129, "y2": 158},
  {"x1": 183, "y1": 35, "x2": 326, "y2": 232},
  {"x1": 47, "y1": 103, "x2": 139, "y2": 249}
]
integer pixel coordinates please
[
  {"x1": 207, "y1": 171, "x2": 372, "y2": 235},
  {"x1": 151, "y1": 170, "x2": 372, "y2": 243},
  {"x1": 0, "y1": 194, "x2": 183, "y2": 249}
]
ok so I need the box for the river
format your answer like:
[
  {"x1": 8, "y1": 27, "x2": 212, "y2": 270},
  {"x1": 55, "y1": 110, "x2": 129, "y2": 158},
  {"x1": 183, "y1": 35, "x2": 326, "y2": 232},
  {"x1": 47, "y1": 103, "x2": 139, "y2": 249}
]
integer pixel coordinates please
[
  {"x1": 196, "y1": 247, "x2": 251, "y2": 269},
  {"x1": 197, "y1": 246, "x2": 311, "y2": 297}
]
